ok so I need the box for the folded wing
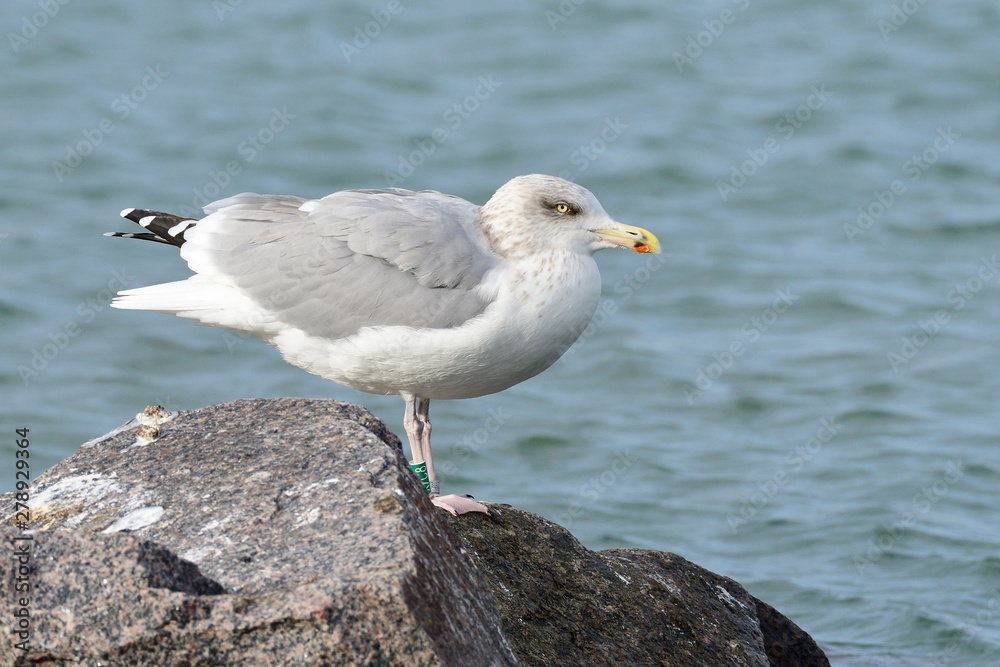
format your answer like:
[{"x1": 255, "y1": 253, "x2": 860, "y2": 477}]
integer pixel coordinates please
[{"x1": 112, "y1": 189, "x2": 500, "y2": 342}]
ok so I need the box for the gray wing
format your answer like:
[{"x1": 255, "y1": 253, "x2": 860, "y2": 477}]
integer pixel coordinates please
[{"x1": 189, "y1": 189, "x2": 500, "y2": 340}]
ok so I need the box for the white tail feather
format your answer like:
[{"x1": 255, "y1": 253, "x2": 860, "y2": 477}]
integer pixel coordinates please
[{"x1": 112, "y1": 278, "x2": 280, "y2": 337}]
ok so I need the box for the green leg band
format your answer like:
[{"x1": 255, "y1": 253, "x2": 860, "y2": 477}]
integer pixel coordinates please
[{"x1": 410, "y1": 461, "x2": 431, "y2": 493}]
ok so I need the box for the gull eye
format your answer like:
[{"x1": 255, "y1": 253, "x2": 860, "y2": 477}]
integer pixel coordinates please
[{"x1": 554, "y1": 202, "x2": 574, "y2": 215}]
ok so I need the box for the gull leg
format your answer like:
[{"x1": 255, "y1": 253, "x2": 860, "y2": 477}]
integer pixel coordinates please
[
  {"x1": 403, "y1": 393, "x2": 435, "y2": 495},
  {"x1": 416, "y1": 399, "x2": 489, "y2": 517},
  {"x1": 401, "y1": 393, "x2": 424, "y2": 464},
  {"x1": 415, "y1": 398, "x2": 439, "y2": 495}
]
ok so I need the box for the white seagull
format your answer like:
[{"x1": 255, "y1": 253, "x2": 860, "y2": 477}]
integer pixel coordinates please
[{"x1": 108, "y1": 174, "x2": 660, "y2": 515}]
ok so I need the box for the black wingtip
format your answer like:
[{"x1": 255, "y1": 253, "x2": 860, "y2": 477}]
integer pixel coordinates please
[
  {"x1": 105, "y1": 231, "x2": 175, "y2": 245},
  {"x1": 112, "y1": 207, "x2": 198, "y2": 247}
]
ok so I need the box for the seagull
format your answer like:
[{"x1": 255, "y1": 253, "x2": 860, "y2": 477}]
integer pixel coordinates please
[{"x1": 107, "y1": 174, "x2": 660, "y2": 515}]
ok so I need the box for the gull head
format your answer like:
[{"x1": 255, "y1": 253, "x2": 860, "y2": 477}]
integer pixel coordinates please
[{"x1": 480, "y1": 174, "x2": 660, "y2": 259}]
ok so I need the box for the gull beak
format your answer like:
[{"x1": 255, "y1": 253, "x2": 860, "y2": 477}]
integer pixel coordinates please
[{"x1": 594, "y1": 222, "x2": 661, "y2": 254}]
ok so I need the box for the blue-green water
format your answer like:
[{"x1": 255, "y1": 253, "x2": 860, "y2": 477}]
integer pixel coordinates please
[{"x1": 3, "y1": 1, "x2": 1000, "y2": 663}]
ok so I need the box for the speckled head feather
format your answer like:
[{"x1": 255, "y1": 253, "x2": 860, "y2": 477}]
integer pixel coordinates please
[{"x1": 479, "y1": 174, "x2": 612, "y2": 259}]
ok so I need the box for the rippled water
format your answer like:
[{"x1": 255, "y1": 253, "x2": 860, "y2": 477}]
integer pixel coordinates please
[{"x1": 3, "y1": 1, "x2": 1000, "y2": 663}]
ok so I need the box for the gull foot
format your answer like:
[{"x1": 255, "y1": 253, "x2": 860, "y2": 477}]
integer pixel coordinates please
[{"x1": 431, "y1": 493, "x2": 490, "y2": 516}]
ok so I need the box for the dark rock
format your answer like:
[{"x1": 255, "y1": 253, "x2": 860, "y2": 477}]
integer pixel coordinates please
[
  {"x1": 754, "y1": 597, "x2": 831, "y2": 667},
  {"x1": 0, "y1": 398, "x2": 517, "y2": 666},
  {"x1": 0, "y1": 398, "x2": 829, "y2": 666},
  {"x1": 446, "y1": 507, "x2": 830, "y2": 667}
]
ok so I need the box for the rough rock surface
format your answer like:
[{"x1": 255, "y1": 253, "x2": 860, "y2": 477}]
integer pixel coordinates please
[
  {"x1": 445, "y1": 507, "x2": 830, "y2": 667},
  {"x1": 0, "y1": 398, "x2": 829, "y2": 666},
  {"x1": 0, "y1": 398, "x2": 517, "y2": 666}
]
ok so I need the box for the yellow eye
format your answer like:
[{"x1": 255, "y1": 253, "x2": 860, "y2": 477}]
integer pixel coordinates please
[{"x1": 554, "y1": 202, "x2": 572, "y2": 214}]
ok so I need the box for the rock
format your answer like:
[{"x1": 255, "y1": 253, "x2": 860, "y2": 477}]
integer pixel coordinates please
[
  {"x1": 754, "y1": 597, "x2": 831, "y2": 667},
  {"x1": 1, "y1": 528, "x2": 226, "y2": 664},
  {"x1": 0, "y1": 398, "x2": 829, "y2": 666},
  {"x1": 0, "y1": 398, "x2": 517, "y2": 666},
  {"x1": 445, "y1": 507, "x2": 830, "y2": 667}
]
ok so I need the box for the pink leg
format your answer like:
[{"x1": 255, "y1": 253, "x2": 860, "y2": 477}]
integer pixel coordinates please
[{"x1": 401, "y1": 394, "x2": 488, "y2": 516}]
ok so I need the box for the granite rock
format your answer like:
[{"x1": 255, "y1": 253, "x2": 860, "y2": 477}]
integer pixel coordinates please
[
  {"x1": 1, "y1": 398, "x2": 517, "y2": 666},
  {"x1": 1, "y1": 398, "x2": 829, "y2": 666}
]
